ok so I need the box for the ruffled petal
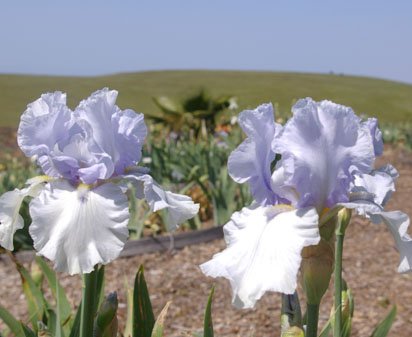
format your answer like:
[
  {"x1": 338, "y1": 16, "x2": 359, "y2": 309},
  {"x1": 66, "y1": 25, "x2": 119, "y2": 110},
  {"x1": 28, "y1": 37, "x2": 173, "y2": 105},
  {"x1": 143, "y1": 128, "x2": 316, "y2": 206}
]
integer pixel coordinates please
[
  {"x1": 75, "y1": 89, "x2": 147, "y2": 175},
  {"x1": 228, "y1": 104, "x2": 282, "y2": 205},
  {"x1": 29, "y1": 181, "x2": 129, "y2": 275},
  {"x1": 341, "y1": 165, "x2": 399, "y2": 216},
  {"x1": 75, "y1": 88, "x2": 119, "y2": 160},
  {"x1": 200, "y1": 205, "x2": 319, "y2": 308},
  {"x1": 17, "y1": 92, "x2": 72, "y2": 158},
  {"x1": 0, "y1": 177, "x2": 48, "y2": 250},
  {"x1": 122, "y1": 172, "x2": 199, "y2": 230},
  {"x1": 352, "y1": 165, "x2": 398, "y2": 206},
  {"x1": 112, "y1": 109, "x2": 147, "y2": 174},
  {"x1": 369, "y1": 211, "x2": 412, "y2": 273},
  {"x1": 270, "y1": 166, "x2": 300, "y2": 206},
  {"x1": 362, "y1": 118, "x2": 383, "y2": 156},
  {"x1": 274, "y1": 98, "x2": 375, "y2": 210}
]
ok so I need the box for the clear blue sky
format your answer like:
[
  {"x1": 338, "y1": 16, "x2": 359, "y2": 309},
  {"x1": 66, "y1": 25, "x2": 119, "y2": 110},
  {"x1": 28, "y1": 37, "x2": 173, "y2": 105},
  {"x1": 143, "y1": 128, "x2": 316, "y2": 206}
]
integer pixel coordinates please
[{"x1": 1, "y1": 0, "x2": 411, "y2": 83}]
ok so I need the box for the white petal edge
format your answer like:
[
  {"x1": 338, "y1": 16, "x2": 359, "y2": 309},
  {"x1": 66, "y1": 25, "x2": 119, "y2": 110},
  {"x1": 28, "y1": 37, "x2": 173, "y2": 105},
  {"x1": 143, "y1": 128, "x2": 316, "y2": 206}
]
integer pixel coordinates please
[
  {"x1": 29, "y1": 181, "x2": 129, "y2": 275},
  {"x1": 122, "y1": 172, "x2": 199, "y2": 231},
  {"x1": 369, "y1": 211, "x2": 412, "y2": 273},
  {"x1": 341, "y1": 164, "x2": 399, "y2": 216},
  {"x1": 200, "y1": 205, "x2": 319, "y2": 308},
  {"x1": 0, "y1": 176, "x2": 48, "y2": 250}
]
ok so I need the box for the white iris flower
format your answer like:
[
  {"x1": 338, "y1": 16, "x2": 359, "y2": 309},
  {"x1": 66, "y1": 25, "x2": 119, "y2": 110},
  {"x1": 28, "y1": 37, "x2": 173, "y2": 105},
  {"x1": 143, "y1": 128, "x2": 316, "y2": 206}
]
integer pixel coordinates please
[
  {"x1": 0, "y1": 89, "x2": 199, "y2": 275},
  {"x1": 201, "y1": 99, "x2": 411, "y2": 308}
]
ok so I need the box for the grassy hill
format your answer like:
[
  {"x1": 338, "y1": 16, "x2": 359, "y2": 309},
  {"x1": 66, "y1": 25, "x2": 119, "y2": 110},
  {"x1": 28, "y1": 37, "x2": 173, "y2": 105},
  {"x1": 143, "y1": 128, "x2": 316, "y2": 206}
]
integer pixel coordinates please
[{"x1": 0, "y1": 70, "x2": 411, "y2": 127}]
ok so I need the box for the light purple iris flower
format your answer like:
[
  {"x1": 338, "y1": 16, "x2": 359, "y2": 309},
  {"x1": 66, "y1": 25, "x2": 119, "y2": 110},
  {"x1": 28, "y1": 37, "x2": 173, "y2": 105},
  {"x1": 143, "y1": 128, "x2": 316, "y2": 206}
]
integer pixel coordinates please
[
  {"x1": 201, "y1": 98, "x2": 411, "y2": 308},
  {"x1": 0, "y1": 89, "x2": 199, "y2": 274}
]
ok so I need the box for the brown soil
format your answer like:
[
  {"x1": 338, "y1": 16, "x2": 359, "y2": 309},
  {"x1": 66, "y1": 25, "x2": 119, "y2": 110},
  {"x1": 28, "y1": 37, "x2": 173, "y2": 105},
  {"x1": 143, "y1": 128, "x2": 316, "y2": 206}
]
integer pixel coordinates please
[{"x1": 1, "y1": 140, "x2": 412, "y2": 336}]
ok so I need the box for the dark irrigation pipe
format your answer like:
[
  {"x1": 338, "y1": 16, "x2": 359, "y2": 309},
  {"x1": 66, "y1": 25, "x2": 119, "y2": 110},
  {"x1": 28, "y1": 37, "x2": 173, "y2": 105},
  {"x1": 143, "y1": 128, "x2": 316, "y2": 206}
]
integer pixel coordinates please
[
  {"x1": 5, "y1": 226, "x2": 224, "y2": 263},
  {"x1": 120, "y1": 226, "x2": 224, "y2": 257}
]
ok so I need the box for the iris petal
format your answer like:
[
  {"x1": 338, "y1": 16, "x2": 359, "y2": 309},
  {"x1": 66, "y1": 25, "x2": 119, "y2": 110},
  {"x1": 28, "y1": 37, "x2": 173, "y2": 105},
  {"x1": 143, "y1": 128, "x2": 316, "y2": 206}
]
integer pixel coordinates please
[
  {"x1": 200, "y1": 205, "x2": 319, "y2": 308},
  {"x1": 112, "y1": 109, "x2": 147, "y2": 174},
  {"x1": 369, "y1": 211, "x2": 412, "y2": 273},
  {"x1": 228, "y1": 103, "x2": 282, "y2": 205},
  {"x1": 75, "y1": 89, "x2": 119, "y2": 160},
  {"x1": 362, "y1": 118, "x2": 383, "y2": 156},
  {"x1": 74, "y1": 89, "x2": 147, "y2": 178},
  {"x1": 274, "y1": 98, "x2": 375, "y2": 209},
  {"x1": 123, "y1": 172, "x2": 199, "y2": 230},
  {"x1": 17, "y1": 92, "x2": 72, "y2": 159},
  {"x1": 0, "y1": 177, "x2": 48, "y2": 250},
  {"x1": 29, "y1": 181, "x2": 129, "y2": 275},
  {"x1": 341, "y1": 165, "x2": 398, "y2": 216}
]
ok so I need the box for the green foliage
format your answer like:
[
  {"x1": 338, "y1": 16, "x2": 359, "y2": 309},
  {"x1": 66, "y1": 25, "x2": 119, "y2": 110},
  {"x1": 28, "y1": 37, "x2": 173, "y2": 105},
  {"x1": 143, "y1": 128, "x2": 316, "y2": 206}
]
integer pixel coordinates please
[
  {"x1": 0, "y1": 303, "x2": 26, "y2": 337},
  {"x1": 0, "y1": 256, "x2": 106, "y2": 337},
  {"x1": 381, "y1": 122, "x2": 412, "y2": 149},
  {"x1": 15, "y1": 260, "x2": 47, "y2": 333},
  {"x1": 150, "y1": 89, "x2": 237, "y2": 136},
  {"x1": 20, "y1": 324, "x2": 36, "y2": 337},
  {"x1": 144, "y1": 129, "x2": 251, "y2": 227},
  {"x1": 35, "y1": 256, "x2": 72, "y2": 335},
  {"x1": 132, "y1": 266, "x2": 155, "y2": 337},
  {"x1": 370, "y1": 306, "x2": 397, "y2": 337},
  {"x1": 151, "y1": 302, "x2": 171, "y2": 337},
  {"x1": 203, "y1": 287, "x2": 214, "y2": 337},
  {"x1": 126, "y1": 185, "x2": 153, "y2": 240},
  {"x1": 0, "y1": 157, "x2": 37, "y2": 195}
]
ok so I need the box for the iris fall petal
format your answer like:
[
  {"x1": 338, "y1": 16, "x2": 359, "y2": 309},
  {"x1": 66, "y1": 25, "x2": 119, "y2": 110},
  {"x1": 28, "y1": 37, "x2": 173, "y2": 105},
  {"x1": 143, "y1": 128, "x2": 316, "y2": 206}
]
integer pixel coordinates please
[
  {"x1": 200, "y1": 205, "x2": 319, "y2": 308},
  {"x1": 29, "y1": 181, "x2": 129, "y2": 275}
]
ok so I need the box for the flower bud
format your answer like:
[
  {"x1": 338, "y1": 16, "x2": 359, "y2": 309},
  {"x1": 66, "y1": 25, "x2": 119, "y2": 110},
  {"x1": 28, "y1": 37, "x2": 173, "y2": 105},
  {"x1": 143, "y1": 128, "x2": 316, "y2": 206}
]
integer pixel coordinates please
[
  {"x1": 93, "y1": 292, "x2": 118, "y2": 337},
  {"x1": 337, "y1": 208, "x2": 352, "y2": 234},
  {"x1": 300, "y1": 239, "x2": 334, "y2": 305}
]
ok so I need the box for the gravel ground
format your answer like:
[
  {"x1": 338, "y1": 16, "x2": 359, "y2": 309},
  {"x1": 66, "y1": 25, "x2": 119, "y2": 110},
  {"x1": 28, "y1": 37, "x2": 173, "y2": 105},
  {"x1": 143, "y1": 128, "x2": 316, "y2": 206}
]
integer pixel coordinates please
[{"x1": 1, "y1": 146, "x2": 412, "y2": 336}]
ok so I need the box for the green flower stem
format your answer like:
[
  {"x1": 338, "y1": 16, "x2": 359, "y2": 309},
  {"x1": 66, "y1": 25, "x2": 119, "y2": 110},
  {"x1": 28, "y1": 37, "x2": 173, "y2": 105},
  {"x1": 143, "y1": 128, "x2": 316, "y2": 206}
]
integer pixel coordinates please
[
  {"x1": 306, "y1": 303, "x2": 319, "y2": 337},
  {"x1": 334, "y1": 226, "x2": 344, "y2": 337},
  {"x1": 80, "y1": 267, "x2": 98, "y2": 337},
  {"x1": 334, "y1": 209, "x2": 351, "y2": 337}
]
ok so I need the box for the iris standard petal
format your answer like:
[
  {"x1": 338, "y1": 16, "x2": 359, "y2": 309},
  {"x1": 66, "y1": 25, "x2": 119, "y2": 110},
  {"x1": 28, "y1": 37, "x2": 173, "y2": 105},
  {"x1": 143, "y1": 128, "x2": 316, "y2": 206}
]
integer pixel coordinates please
[
  {"x1": 18, "y1": 92, "x2": 72, "y2": 158},
  {"x1": 75, "y1": 89, "x2": 147, "y2": 175},
  {"x1": 123, "y1": 172, "x2": 199, "y2": 230},
  {"x1": 0, "y1": 177, "x2": 48, "y2": 250},
  {"x1": 200, "y1": 205, "x2": 319, "y2": 308},
  {"x1": 362, "y1": 118, "x2": 383, "y2": 156},
  {"x1": 29, "y1": 181, "x2": 129, "y2": 275},
  {"x1": 228, "y1": 104, "x2": 282, "y2": 205},
  {"x1": 274, "y1": 98, "x2": 375, "y2": 209},
  {"x1": 75, "y1": 88, "x2": 119, "y2": 160},
  {"x1": 369, "y1": 211, "x2": 412, "y2": 273},
  {"x1": 112, "y1": 109, "x2": 147, "y2": 174}
]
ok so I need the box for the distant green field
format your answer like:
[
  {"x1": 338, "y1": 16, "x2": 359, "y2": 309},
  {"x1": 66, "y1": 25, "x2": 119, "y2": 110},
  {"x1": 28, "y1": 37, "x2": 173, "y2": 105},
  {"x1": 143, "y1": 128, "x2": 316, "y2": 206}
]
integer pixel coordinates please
[{"x1": 0, "y1": 70, "x2": 411, "y2": 127}]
